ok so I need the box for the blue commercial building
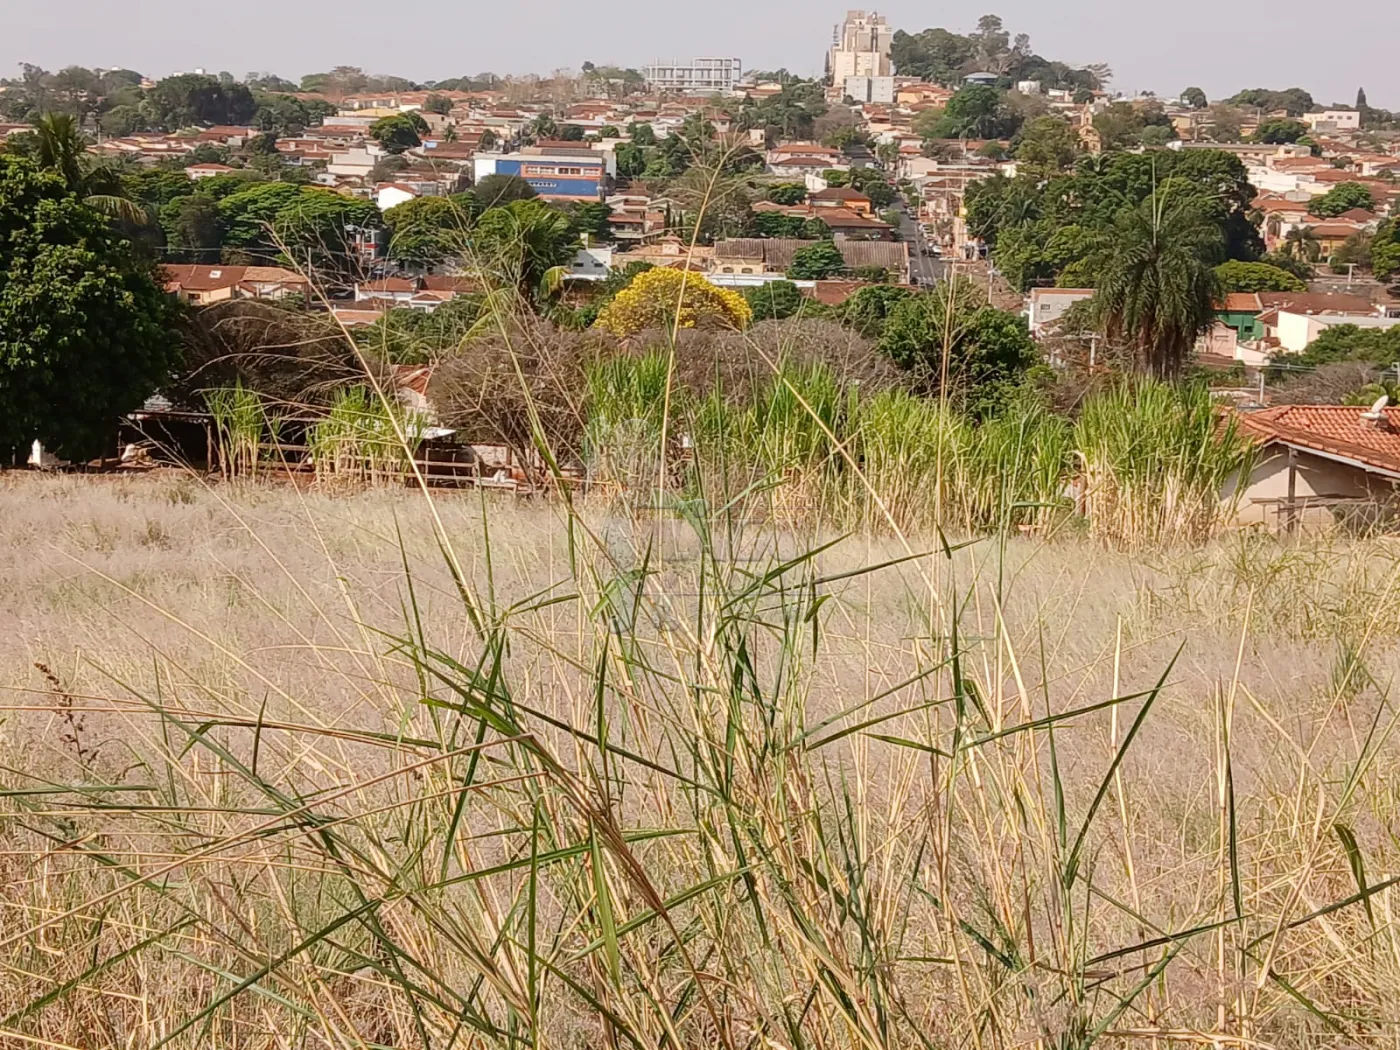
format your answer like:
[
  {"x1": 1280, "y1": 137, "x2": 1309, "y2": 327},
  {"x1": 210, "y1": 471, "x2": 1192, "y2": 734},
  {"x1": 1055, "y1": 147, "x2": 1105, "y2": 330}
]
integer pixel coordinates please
[{"x1": 473, "y1": 149, "x2": 612, "y2": 202}]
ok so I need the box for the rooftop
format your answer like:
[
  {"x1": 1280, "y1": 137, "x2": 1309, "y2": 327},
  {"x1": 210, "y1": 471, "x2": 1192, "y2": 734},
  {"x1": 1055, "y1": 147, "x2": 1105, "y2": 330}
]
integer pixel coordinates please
[{"x1": 1237, "y1": 405, "x2": 1400, "y2": 478}]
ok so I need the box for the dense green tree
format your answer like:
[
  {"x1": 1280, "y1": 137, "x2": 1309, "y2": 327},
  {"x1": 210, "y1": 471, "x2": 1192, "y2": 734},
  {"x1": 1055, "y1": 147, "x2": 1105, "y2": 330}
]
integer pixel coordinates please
[
  {"x1": 863, "y1": 180, "x2": 897, "y2": 208},
  {"x1": 1092, "y1": 102, "x2": 1147, "y2": 149},
  {"x1": 471, "y1": 173, "x2": 538, "y2": 208},
  {"x1": 1091, "y1": 193, "x2": 1224, "y2": 377},
  {"x1": 422, "y1": 94, "x2": 453, "y2": 115},
  {"x1": 383, "y1": 194, "x2": 474, "y2": 265},
  {"x1": 0, "y1": 157, "x2": 182, "y2": 459},
  {"x1": 145, "y1": 74, "x2": 256, "y2": 129},
  {"x1": 1227, "y1": 88, "x2": 1314, "y2": 117},
  {"x1": 926, "y1": 85, "x2": 1020, "y2": 139},
  {"x1": 840, "y1": 284, "x2": 915, "y2": 337},
  {"x1": 1214, "y1": 259, "x2": 1305, "y2": 292},
  {"x1": 1372, "y1": 219, "x2": 1400, "y2": 280},
  {"x1": 889, "y1": 27, "x2": 975, "y2": 83},
  {"x1": 1294, "y1": 323, "x2": 1400, "y2": 367},
  {"x1": 628, "y1": 122, "x2": 657, "y2": 147},
  {"x1": 766, "y1": 182, "x2": 807, "y2": 205},
  {"x1": 470, "y1": 198, "x2": 577, "y2": 296},
  {"x1": 370, "y1": 113, "x2": 428, "y2": 154},
  {"x1": 742, "y1": 280, "x2": 807, "y2": 321},
  {"x1": 9, "y1": 114, "x2": 142, "y2": 222},
  {"x1": 161, "y1": 194, "x2": 223, "y2": 262},
  {"x1": 878, "y1": 281, "x2": 1037, "y2": 411},
  {"x1": 1309, "y1": 181, "x2": 1375, "y2": 217},
  {"x1": 752, "y1": 212, "x2": 829, "y2": 239},
  {"x1": 556, "y1": 123, "x2": 586, "y2": 141},
  {"x1": 1254, "y1": 118, "x2": 1307, "y2": 144},
  {"x1": 100, "y1": 104, "x2": 146, "y2": 136},
  {"x1": 219, "y1": 181, "x2": 302, "y2": 256},
  {"x1": 270, "y1": 189, "x2": 381, "y2": 278},
  {"x1": 1012, "y1": 115, "x2": 1079, "y2": 171},
  {"x1": 614, "y1": 142, "x2": 647, "y2": 178},
  {"x1": 1182, "y1": 87, "x2": 1208, "y2": 109},
  {"x1": 570, "y1": 201, "x2": 613, "y2": 243},
  {"x1": 786, "y1": 241, "x2": 848, "y2": 280}
]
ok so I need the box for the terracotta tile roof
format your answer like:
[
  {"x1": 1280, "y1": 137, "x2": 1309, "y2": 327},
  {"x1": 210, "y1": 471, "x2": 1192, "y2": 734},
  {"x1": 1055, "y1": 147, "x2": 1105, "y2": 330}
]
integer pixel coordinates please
[
  {"x1": 810, "y1": 186, "x2": 871, "y2": 201},
  {"x1": 358, "y1": 278, "x2": 417, "y2": 293},
  {"x1": 1236, "y1": 406, "x2": 1400, "y2": 477},
  {"x1": 1221, "y1": 292, "x2": 1263, "y2": 312},
  {"x1": 1258, "y1": 291, "x2": 1375, "y2": 314},
  {"x1": 713, "y1": 238, "x2": 908, "y2": 273}
]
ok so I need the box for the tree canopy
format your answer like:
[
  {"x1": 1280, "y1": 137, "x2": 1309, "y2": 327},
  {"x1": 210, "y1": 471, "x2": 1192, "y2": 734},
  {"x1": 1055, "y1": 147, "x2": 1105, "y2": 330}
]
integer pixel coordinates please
[
  {"x1": 1214, "y1": 260, "x2": 1305, "y2": 293},
  {"x1": 593, "y1": 267, "x2": 751, "y2": 335},
  {"x1": 0, "y1": 156, "x2": 181, "y2": 458},
  {"x1": 786, "y1": 241, "x2": 848, "y2": 281},
  {"x1": 1309, "y1": 182, "x2": 1375, "y2": 218}
]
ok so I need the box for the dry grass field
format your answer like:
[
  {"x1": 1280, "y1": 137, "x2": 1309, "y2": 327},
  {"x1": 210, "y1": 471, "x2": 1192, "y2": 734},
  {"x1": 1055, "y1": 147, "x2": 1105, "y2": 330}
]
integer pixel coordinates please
[{"x1": 3, "y1": 470, "x2": 1400, "y2": 1049}]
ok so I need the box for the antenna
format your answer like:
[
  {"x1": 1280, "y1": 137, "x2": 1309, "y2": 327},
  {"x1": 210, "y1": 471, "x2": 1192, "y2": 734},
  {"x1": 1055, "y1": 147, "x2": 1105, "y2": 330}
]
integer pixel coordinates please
[{"x1": 1361, "y1": 394, "x2": 1389, "y2": 421}]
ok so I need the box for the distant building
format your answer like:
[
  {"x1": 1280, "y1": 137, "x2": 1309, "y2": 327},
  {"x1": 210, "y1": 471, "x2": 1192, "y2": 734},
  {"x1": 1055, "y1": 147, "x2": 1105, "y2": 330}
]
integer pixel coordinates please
[
  {"x1": 829, "y1": 10, "x2": 892, "y2": 82},
  {"x1": 472, "y1": 148, "x2": 613, "y2": 201},
  {"x1": 1302, "y1": 110, "x2": 1361, "y2": 132},
  {"x1": 844, "y1": 76, "x2": 894, "y2": 104},
  {"x1": 642, "y1": 58, "x2": 743, "y2": 94},
  {"x1": 1027, "y1": 288, "x2": 1094, "y2": 339}
]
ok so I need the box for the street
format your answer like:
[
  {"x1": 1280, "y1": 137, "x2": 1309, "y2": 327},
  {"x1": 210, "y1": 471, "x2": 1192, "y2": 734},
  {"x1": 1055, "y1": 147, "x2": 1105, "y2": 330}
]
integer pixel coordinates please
[{"x1": 895, "y1": 203, "x2": 947, "y2": 286}]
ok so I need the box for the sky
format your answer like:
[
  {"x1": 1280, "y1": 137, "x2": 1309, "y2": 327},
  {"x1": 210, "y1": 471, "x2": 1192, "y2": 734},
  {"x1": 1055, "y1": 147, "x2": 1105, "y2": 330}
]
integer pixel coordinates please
[{"x1": 6, "y1": 0, "x2": 1398, "y2": 109}]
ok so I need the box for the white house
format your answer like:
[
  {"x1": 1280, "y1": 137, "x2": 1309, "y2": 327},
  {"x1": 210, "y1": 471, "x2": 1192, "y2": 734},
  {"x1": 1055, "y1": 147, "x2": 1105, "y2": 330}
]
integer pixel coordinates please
[
  {"x1": 567, "y1": 246, "x2": 614, "y2": 281},
  {"x1": 375, "y1": 183, "x2": 420, "y2": 211}
]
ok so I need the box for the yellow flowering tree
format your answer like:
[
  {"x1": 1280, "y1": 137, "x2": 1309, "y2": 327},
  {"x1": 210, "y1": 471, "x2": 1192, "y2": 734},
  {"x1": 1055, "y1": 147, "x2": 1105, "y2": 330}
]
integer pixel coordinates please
[{"x1": 594, "y1": 267, "x2": 752, "y2": 336}]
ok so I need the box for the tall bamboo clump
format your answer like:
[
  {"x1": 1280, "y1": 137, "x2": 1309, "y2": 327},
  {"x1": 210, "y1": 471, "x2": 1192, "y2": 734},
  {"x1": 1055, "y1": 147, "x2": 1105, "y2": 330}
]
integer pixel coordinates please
[
  {"x1": 309, "y1": 385, "x2": 423, "y2": 488},
  {"x1": 205, "y1": 383, "x2": 270, "y2": 480},
  {"x1": 1075, "y1": 380, "x2": 1253, "y2": 549},
  {"x1": 582, "y1": 353, "x2": 675, "y2": 505}
]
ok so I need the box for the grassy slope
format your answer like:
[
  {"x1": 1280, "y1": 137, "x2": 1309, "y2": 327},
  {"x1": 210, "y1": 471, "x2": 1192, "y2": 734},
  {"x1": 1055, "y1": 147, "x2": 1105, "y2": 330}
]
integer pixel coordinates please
[{"x1": 1, "y1": 472, "x2": 1399, "y2": 1048}]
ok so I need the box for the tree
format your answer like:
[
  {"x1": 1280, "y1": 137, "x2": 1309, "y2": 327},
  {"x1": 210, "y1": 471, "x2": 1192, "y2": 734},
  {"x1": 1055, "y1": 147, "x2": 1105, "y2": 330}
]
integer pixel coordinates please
[
  {"x1": 1228, "y1": 88, "x2": 1314, "y2": 116},
  {"x1": 593, "y1": 267, "x2": 751, "y2": 335},
  {"x1": 786, "y1": 241, "x2": 848, "y2": 280},
  {"x1": 161, "y1": 194, "x2": 223, "y2": 262},
  {"x1": 371, "y1": 114, "x2": 427, "y2": 154},
  {"x1": 840, "y1": 284, "x2": 915, "y2": 336},
  {"x1": 470, "y1": 198, "x2": 577, "y2": 296},
  {"x1": 1091, "y1": 193, "x2": 1224, "y2": 377},
  {"x1": 878, "y1": 281, "x2": 1037, "y2": 411},
  {"x1": 1254, "y1": 118, "x2": 1307, "y2": 144},
  {"x1": 1372, "y1": 219, "x2": 1400, "y2": 281},
  {"x1": 1013, "y1": 116, "x2": 1079, "y2": 171},
  {"x1": 1093, "y1": 103, "x2": 1146, "y2": 149},
  {"x1": 11, "y1": 113, "x2": 141, "y2": 222},
  {"x1": 615, "y1": 142, "x2": 647, "y2": 178},
  {"x1": 1309, "y1": 181, "x2": 1375, "y2": 218},
  {"x1": 422, "y1": 94, "x2": 453, "y2": 115},
  {"x1": 556, "y1": 123, "x2": 586, "y2": 141},
  {"x1": 766, "y1": 182, "x2": 808, "y2": 205},
  {"x1": 1182, "y1": 86, "x2": 1208, "y2": 110},
  {"x1": 628, "y1": 122, "x2": 657, "y2": 147},
  {"x1": 384, "y1": 195, "x2": 474, "y2": 265},
  {"x1": 936, "y1": 85, "x2": 1017, "y2": 139},
  {"x1": 1214, "y1": 260, "x2": 1305, "y2": 293},
  {"x1": 1294, "y1": 323, "x2": 1400, "y2": 367},
  {"x1": 0, "y1": 157, "x2": 181, "y2": 459},
  {"x1": 890, "y1": 27, "x2": 975, "y2": 84},
  {"x1": 1330, "y1": 231, "x2": 1373, "y2": 272},
  {"x1": 145, "y1": 74, "x2": 256, "y2": 129},
  {"x1": 1357, "y1": 87, "x2": 1368, "y2": 110},
  {"x1": 570, "y1": 201, "x2": 613, "y2": 243},
  {"x1": 742, "y1": 280, "x2": 806, "y2": 321},
  {"x1": 864, "y1": 180, "x2": 898, "y2": 208},
  {"x1": 471, "y1": 173, "x2": 537, "y2": 208}
]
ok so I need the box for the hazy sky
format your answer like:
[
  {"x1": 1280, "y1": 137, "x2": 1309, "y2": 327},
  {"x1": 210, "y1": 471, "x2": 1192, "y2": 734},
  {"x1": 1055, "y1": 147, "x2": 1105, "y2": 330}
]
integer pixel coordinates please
[{"x1": 6, "y1": 0, "x2": 1397, "y2": 109}]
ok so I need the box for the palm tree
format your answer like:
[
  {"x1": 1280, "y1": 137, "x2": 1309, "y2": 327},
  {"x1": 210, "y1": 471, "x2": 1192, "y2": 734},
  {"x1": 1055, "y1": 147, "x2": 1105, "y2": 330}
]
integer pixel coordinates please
[
  {"x1": 1283, "y1": 225, "x2": 1321, "y2": 263},
  {"x1": 1092, "y1": 189, "x2": 1224, "y2": 378},
  {"x1": 25, "y1": 113, "x2": 145, "y2": 223}
]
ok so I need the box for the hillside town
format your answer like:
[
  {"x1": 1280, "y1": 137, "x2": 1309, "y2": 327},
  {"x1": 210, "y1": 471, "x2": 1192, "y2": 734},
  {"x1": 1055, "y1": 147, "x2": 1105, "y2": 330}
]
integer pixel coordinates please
[{"x1": 2, "y1": 11, "x2": 1400, "y2": 522}]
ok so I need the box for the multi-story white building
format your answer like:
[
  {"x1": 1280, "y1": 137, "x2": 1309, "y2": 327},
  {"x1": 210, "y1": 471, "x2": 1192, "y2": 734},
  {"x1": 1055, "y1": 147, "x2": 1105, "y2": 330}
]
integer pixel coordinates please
[
  {"x1": 844, "y1": 76, "x2": 894, "y2": 103},
  {"x1": 829, "y1": 10, "x2": 893, "y2": 83},
  {"x1": 642, "y1": 57, "x2": 743, "y2": 94}
]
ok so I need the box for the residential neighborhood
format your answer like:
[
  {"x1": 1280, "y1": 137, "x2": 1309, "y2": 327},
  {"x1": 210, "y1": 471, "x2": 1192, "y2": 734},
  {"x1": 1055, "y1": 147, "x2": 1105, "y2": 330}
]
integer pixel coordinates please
[
  {"x1": 9, "y1": 8, "x2": 1400, "y2": 1049},
  {"x1": 0, "y1": 9, "x2": 1399, "y2": 522}
]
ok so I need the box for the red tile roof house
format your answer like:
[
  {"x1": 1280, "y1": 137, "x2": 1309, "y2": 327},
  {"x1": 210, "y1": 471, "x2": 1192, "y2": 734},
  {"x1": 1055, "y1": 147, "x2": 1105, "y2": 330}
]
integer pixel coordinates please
[
  {"x1": 162, "y1": 265, "x2": 309, "y2": 305},
  {"x1": 1226, "y1": 405, "x2": 1400, "y2": 529}
]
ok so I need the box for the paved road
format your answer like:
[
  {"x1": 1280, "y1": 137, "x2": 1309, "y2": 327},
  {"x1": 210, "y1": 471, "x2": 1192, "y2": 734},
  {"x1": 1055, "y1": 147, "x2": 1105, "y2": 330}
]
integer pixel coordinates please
[{"x1": 895, "y1": 204, "x2": 947, "y2": 287}]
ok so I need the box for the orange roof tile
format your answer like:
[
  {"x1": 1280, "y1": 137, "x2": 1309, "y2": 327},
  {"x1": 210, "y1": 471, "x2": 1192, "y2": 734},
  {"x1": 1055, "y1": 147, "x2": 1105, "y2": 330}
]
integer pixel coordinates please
[{"x1": 1237, "y1": 406, "x2": 1400, "y2": 477}]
